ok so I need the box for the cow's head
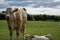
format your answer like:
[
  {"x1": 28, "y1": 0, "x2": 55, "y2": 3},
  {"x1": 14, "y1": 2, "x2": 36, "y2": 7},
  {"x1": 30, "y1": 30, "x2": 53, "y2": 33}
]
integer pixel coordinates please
[
  {"x1": 2, "y1": 8, "x2": 14, "y2": 20},
  {"x1": 2, "y1": 8, "x2": 13, "y2": 17}
]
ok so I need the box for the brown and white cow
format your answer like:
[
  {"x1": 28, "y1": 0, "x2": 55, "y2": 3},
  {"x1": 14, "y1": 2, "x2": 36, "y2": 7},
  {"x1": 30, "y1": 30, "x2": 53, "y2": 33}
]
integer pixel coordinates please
[
  {"x1": 2, "y1": 7, "x2": 27, "y2": 40},
  {"x1": 25, "y1": 34, "x2": 53, "y2": 40}
]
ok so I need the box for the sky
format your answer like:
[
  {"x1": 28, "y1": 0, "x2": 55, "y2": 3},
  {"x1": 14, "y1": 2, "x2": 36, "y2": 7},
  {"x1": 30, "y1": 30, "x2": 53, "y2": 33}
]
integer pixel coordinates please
[{"x1": 0, "y1": 0, "x2": 60, "y2": 15}]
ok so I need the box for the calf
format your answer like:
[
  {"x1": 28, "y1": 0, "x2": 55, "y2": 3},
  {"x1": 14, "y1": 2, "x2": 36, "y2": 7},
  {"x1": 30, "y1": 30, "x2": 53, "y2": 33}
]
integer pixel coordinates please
[{"x1": 25, "y1": 34, "x2": 53, "y2": 40}]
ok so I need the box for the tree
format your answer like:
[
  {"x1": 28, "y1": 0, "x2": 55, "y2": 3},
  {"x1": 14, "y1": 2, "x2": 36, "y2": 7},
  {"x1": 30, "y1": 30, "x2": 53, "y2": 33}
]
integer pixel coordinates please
[
  {"x1": 0, "y1": 13, "x2": 5, "y2": 20},
  {"x1": 27, "y1": 14, "x2": 34, "y2": 21},
  {"x1": 41, "y1": 14, "x2": 48, "y2": 21}
]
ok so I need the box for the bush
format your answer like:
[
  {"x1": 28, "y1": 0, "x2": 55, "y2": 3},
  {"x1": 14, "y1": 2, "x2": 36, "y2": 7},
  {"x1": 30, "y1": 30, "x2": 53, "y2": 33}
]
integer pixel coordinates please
[
  {"x1": 27, "y1": 14, "x2": 34, "y2": 21},
  {"x1": 0, "y1": 13, "x2": 5, "y2": 20}
]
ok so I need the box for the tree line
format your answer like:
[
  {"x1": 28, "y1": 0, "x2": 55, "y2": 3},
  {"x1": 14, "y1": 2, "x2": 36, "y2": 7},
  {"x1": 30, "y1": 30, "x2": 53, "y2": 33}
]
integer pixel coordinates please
[
  {"x1": 0, "y1": 13, "x2": 60, "y2": 21},
  {"x1": 27, "y1": 14, "x2": 60, "y2": 21}
]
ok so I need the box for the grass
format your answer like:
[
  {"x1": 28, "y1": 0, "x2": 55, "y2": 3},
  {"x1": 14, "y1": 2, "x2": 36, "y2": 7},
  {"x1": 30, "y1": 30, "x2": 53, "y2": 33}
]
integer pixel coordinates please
[{"x1": 0, "y1": 20, "x2": 60, "y2": 40}]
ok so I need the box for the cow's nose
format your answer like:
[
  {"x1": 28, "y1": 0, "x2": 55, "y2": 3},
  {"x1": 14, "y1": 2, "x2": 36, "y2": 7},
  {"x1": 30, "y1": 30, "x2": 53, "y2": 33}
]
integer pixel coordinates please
[
  {"x1": 6, "y1": 14, "x2": 10, "y2": 17},
  {"x1": 5, "y1": 16, "x2": 10, "y2": 20}
]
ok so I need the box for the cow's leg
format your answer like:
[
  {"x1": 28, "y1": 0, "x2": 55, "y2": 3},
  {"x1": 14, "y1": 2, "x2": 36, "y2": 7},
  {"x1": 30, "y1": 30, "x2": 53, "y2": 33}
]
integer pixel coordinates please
[
  {"x1": 16, "y1": 29, "x2": 19, "y2": 40},
  {"x1": 8, "y1": 27, "x2": 13, "y2": 40},
  {"x1": 22, "y1": 24, "x2": 26, "y2": 40},
  {"x1": 7, "y1": 19, "x2": 13, "y2": 40},
  {"x1": 10, "y1": 30, "x2": 12, "y2": 40}
]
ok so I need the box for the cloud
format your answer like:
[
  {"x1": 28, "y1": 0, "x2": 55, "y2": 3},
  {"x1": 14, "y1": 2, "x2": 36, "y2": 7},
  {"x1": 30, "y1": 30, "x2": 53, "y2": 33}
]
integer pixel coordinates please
[
  {"x1": 16, "y1": 6, "x2": 60, "y2": 15},
  {"x1": 0, "y1": 0, "x2": 60, "y2": 15},
  {"x1": 0, "y1": 6, "x2": 60, "y2": 15},
  {"x1": 0, "y1": 0, "x2": 4, "y2": 4},
  {"x1": 25, "y1": 7, "x2": 60, "y2": 15},
  {"x1": 0, "y1": 0, "x2": 60, "y2": 8},
  {"x1": 56, "y1": 5, "x2": 60, "y2": 8},
  {"x1": 54, "y1": 0, "x2": 60, "y2": 2},
  {"x1": 4, "y1": 0, "x2": 60, "y2": 8}
]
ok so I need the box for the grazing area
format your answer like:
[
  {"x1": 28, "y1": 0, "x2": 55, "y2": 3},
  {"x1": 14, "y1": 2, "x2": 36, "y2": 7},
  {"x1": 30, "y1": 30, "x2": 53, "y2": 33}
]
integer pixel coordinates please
[{"x1": 0, "y1": 20, "x2": 60, "y2": 40}]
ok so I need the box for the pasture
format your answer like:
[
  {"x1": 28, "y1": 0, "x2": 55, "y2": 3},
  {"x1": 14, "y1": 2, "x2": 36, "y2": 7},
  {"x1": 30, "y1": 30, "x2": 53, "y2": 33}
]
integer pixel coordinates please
[{"x1": 0, "y1": 20, "x2": 60, "y2": 40}]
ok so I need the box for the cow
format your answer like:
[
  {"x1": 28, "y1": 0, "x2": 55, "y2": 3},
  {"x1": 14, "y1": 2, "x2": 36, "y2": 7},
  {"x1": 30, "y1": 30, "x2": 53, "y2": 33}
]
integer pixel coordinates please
[
  {"x1": 25, "y1": 34, "x2": 53, "y2": 40},
  {"x1": 2, "y1": 7, "x2": 27, "y2": 40}
]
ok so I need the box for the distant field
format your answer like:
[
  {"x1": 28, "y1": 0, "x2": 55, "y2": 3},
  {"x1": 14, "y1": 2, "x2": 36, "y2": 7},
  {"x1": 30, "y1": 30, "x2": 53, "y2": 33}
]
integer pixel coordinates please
[{"x1": 0, "y1": 20, "x2": 60, "y2": 40}]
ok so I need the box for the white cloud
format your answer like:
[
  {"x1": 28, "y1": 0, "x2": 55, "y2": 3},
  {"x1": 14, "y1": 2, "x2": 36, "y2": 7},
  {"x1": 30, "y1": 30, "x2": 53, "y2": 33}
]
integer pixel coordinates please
[
  {"x1": 26, "y1": 0, "x2": 60, "y2": 2},
  {"x1": 0, "y1": 8, "x2": 6, "y2": 12},
  {"x1": 20, "y1": 5, "x2": 60, "y2": 15},
  {"x1": 54, "y1": 0, "x2": 60, "y2": 2},
  {"x1": 25, "y1": 4, "x2": 36, "y2": 8},
  {"x1": 0, "y1": 6, "x2": 60, "y2": 16},
  {"x1": 0, "y1": 0, "x2": 4, "y2": 4},
  {"x1": 0, "y1": 0, "x2": 60, "y2": 16},
  {"x1": 24, "y1": 6, "x2": 60, "y2": 15},
  {"x1": 55, "y1": 5, "x2": 60, "y2": 9}
]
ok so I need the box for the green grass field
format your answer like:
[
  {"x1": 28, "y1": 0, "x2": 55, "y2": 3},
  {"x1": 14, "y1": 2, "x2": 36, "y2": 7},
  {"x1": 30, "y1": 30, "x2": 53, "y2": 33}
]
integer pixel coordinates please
[{"x1": 0, "y1": 20, "x2": 60, "y2": 40}]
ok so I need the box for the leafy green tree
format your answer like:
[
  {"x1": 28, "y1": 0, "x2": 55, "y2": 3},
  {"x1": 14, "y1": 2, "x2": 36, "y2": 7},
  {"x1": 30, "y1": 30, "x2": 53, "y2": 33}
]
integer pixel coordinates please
[
  {"x1": 0, "y1": 13, "x2": 5, "y2": 20},
  {"x1": 27, "y1": 14, "x2": 34, "y2": 21}
]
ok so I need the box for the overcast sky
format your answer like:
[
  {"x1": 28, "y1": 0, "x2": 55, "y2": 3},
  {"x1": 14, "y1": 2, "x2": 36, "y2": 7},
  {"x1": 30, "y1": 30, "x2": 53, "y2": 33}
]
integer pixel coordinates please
[{"x1": 0, "y1": 0, "x2": 60, "y2": 15}]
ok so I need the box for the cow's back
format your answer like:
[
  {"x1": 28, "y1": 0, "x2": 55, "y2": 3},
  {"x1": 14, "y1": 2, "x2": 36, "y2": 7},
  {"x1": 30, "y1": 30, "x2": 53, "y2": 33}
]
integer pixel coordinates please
[{"x1": 13, "y1": 8, "x2": 27, "y2": 30}]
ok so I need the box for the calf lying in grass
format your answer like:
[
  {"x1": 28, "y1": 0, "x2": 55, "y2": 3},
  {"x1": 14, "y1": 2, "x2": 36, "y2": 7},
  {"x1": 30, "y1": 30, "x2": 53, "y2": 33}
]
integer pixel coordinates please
[{"x1": 25, "y1": 34, "x2": 53, "y2": 40}]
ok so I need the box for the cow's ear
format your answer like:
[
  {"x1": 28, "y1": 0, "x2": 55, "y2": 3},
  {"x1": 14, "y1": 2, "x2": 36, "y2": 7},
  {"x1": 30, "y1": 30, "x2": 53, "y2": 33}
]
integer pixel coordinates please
[
  {"x1": 23, "y1": 8, "x2": 26, "y2": 11},
  {"x1": 13, "y1": 8, "x2": 18, "y2": 12},
  {"x1": 2, "y1": 11, "x2": 6, "y2": 13}
]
